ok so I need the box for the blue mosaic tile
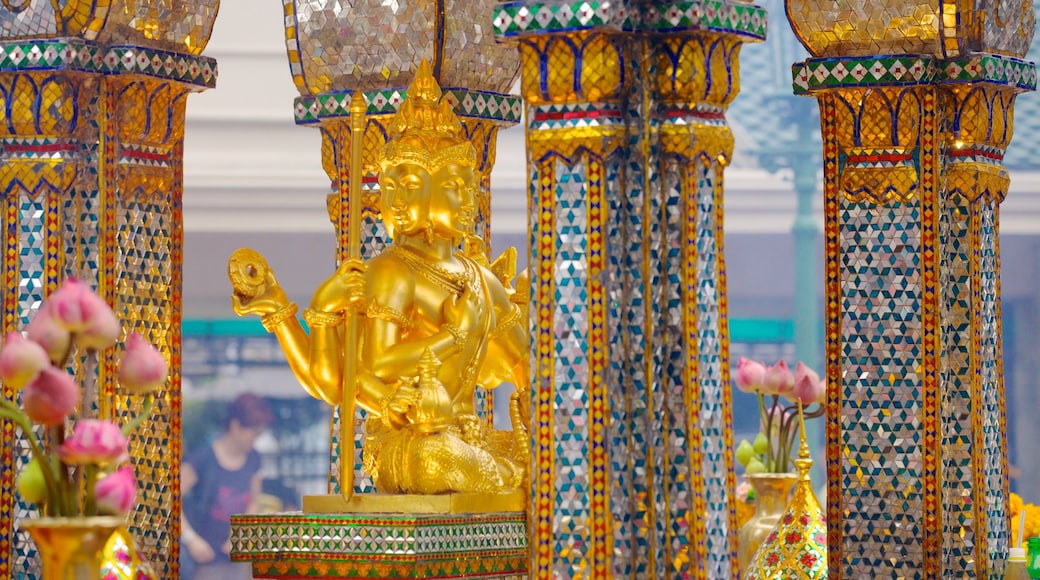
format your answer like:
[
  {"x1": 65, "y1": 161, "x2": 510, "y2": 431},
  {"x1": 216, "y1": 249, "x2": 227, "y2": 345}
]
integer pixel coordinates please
[{"x1": 838, "y1": 199, "x2": 924, "y2": 577}]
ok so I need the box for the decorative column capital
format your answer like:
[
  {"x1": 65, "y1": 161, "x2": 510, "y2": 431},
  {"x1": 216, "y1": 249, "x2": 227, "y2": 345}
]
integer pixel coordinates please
[{"x1": 786, "y1": 0, "x2": 1034, "y2": 59}]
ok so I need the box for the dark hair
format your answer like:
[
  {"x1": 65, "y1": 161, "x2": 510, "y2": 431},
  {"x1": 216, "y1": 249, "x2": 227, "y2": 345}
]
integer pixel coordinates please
[{"x1": 225, "y1": 393, "x2": 274, "y2": 430}]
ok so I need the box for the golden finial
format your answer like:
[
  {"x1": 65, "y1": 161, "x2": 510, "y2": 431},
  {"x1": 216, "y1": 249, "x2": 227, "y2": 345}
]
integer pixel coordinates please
[
  {"x1": 381, "y1": 59, "x2": 475, "y2": 173},
  {"x1": 745, "y1": 401, "x2": 828, "y2": 579}
]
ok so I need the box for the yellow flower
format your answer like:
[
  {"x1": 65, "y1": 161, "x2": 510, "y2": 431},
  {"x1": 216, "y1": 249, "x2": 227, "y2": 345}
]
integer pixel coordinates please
[
  {"x1": 1011, "y1": 492, "x2": 1024, "y2": 517},
  {"x1": 1010, "y1": 496, "x2": 1040, "y2": 549}
]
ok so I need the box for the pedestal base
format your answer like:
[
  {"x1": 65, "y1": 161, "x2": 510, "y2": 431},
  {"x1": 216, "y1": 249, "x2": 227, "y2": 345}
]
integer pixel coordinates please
[
  {"x1": 302, "y1": 491, "x2": 525, "y2": 514},
  {"x1": 229, "y1": 509, "x2": 527, "y2": 579}
]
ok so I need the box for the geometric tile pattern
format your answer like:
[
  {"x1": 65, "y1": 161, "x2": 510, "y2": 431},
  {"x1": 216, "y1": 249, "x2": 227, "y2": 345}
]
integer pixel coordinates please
[
  {"x1": 695, "y1": 163, "x2": 735, "y2": 578},
  {"x1": 116, "y1": 197, "x2": 177, "y2": 577},
  {"x1": 230, "y1": 512, "x2": 527, "y2": 579},
  {"x1": 4, "y1": 192, "x2": 48, "y2": 579},
  {"x1": 837, "y1": 199, "x2": 926, "y2": 579},
  {"x1": 0, "y1": 39, "x2": 216, "y2": 89},
  {"x1": 977, "y1": 201, "x2": 1009, "y2": 576},
  {"x1": 618, "y1": 56, "x2": 653, "y2": 578},
  {"x1": 793, "y1": 53, "x2": 1037, "y2": 95},
  {"x1": 940, "y1": 191, "x2": 976, "y2": 575},
  {"x1": 550, "y1": 156, "x2": 592, "y2": 580},
  {"x1": 493, "y1": 0, "x2": 767, "y2": 40}
]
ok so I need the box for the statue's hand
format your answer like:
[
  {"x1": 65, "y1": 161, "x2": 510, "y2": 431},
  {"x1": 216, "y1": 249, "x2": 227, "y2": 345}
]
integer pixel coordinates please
[
  {"x1": 228, "y1": 249, "x2": 291, "y2": 317},
  {"x1": 441, "y1": 285, "x2": 481, "y2": 334},
  {"x1": 382, "y1": 382, "x2": 420, "y2": 428},
  {"x1": 311, "y1": 258, "x2": 366, "y2": 313},
  {"x1": 231, "y1": 271, "x2": 290, "y2": 317}
]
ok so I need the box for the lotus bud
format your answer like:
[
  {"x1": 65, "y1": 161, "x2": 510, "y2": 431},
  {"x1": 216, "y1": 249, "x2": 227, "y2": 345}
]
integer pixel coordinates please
[
  {"x1": 745, "y1": 457, "x2": 767, "y2": 474},
  {"x1": 60, "y1": 419, "x2": 129, "y2": 465},
  {"x1": 734, "y1": 357, "x2": 767, "y2": 393},
  {"x1": 25, "y1": 306, "x2": 71, "y2": 365},
  {"x1": 791, "y1": 361, "x2": 826, "y2": 405},
  {"x1": 752, "y1": 432, "x2": 769, "y2": 455},
  {"x1": 736, "y1": 439, "x2": 755, "y2": 466},
  {"x1": 94, "y1": 466, "x2": 136, "y2": 516},
  {"x1": 0, "y1": 331, "x2": 50, "y2": 390},
  {"x1": 48, "y1": 277, "x2": 91, "y2": 331},
  {"x1": 762, "y1": 360, "x2": 794, "y2": 395},
  {"x1": 77, "y1": 300, "x2": 120, "y2": 351},
  {"x1": 16, "y1": 458, "x2": 48, "y2": 504},
  {"x1": 117, "y1": 333, "x2": 167, "y2": 394},
  {"x1": 21, "y1": 367, "x2": 79, "y2": 426}
]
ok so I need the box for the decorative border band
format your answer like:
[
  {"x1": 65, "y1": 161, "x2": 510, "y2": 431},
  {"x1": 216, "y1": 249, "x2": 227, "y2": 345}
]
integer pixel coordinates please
[
  {"x1": 493, "y1": 0, "x2": 766, "y2": 41},
  {"x1": 294, "y1": 88, "x2": 522, "y2": 125},
  {"x1": 0, "y1": 39, "x2": 217, "y2": 88},
  {"x1": 792, "y1": 53, "x2": 1036, "y2": 94}
]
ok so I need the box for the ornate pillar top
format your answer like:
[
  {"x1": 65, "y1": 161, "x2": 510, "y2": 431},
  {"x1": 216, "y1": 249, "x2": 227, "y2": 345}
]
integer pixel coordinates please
[
  {"x1": 786, "y1": 0, "x2": 1034, "y2": 60},
  {"x1": 283, "y1": 0, "x2": 520, "y2": 96},
  {"x1": 0, "y1": 0, "x2": 219, "y2": 55}
]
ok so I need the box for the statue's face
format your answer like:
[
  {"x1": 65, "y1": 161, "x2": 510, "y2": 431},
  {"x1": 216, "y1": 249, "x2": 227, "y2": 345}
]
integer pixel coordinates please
[
  {"x1": 430, "y1": 163, "x2": 477, "y2": 239},
  {"x1": 379, "y1": 163, "x2": 430, "y2": 239}
]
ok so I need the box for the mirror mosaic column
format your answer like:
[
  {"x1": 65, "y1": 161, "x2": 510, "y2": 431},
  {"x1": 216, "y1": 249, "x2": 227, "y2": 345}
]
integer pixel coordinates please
[
  {"x1": 0, "y1": 1, "x2": 218, "y2": 578},
  {"x1": 279, "y1": 0, "x2": 523, "y2": 496},
  {"x1": 786, "y1": 1, "x2": 1035, "y2": 576},
  {"x1": 494, "y1": 1, "x2": 766, "y2": 577}
]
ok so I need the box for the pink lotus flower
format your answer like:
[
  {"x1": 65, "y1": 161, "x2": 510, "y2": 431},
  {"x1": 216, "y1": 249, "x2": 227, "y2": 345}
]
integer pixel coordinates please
[
  {"x1": 21, "y1": 367, "x2": 79, "y2": 426},
  {"x1": 790, "y1": 361, "x2": 826, "y2": 405},
  {"x1": 25, "y1": 306, "x2": 71, "y2": 364},
  {"x1": 117, "y1": 333, "x2": 167, "y2": 394},
  {"x1": 60, "y1": 419, "x2": 129, "y2": 465},
  {"x1": 0, "y1": 332, "x2": 50, "y2": 390},
  {"x1": 734, "y1": 358, "x2": 767, "y2": 392},
  {"x1": 47, "y1": 278, "x2": 120, "y2": 350},
  {"x1": 761, "y1": 360, "x2": 794, "y2": 396},
  {"x1": 94, "y1": 466, "x2": 136, "y2": 516}
]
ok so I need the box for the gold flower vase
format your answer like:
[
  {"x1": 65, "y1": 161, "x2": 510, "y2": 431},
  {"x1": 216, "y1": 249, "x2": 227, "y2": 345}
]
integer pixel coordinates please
[
  {"x1": 736, "y1": 473, "x2": 798, "y2": 576},
  {"x1": 20, "y1": 516, "x2": 124, "y2": 580}
]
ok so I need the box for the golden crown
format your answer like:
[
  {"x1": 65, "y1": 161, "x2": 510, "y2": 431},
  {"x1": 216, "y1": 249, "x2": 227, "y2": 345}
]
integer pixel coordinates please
[{"x1": 380, "y1": 60, "x2": 477, "y2": 173}]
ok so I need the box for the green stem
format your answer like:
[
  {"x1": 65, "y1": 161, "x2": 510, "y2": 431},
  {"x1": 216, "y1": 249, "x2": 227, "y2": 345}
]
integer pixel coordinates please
[
  {"x1": 0, "y1": 400, "x2": 62, "y2": 515},
  {"x1": 48, "y1": 425, "x2": 77, "y2": 516},
  {"x1": 83, "y1": 464, "x2": 98, "y2": 516},
  {"x1": 765, "y1": 394, "x2": 780, "y2": 471},
  {"x1": 121, "y1": 393, "x2": 155, "y2": 437}
]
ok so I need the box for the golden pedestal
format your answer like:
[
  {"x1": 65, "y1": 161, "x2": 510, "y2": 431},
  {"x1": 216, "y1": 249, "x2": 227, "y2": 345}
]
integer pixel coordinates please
[{"x1": 230, "y1": 507, "x2": 527, "y2": 579}]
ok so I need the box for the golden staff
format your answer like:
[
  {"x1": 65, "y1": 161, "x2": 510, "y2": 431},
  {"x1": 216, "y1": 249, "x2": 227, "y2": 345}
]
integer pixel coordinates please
[{"x1": 340, "y1": 91, "x2": 366, "y2": 500}]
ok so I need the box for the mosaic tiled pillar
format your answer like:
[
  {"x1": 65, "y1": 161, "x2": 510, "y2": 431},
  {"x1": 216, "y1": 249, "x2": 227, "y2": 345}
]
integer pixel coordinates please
[
  {"x1": 495, "y1": 1, "x2": 766, "y2": 577},
  {"x1": 0, "y1": 6, "x2": 218, "y2": 578},
  {"x1": 280, "y1": 0, "x2": 522, "y2": 497},
  {"x1": 788, "y1": 2, "x2": 1036, "y2": 573}
]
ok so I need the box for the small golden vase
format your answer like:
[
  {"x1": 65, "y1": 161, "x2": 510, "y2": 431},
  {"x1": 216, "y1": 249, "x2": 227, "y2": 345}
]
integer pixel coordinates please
[
  {"x1": 20, "y1": 516, "x2": 123, "y2": 580},
  {"x1": 736, "y1": 473, "x2": 798, "y2": 577}
]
